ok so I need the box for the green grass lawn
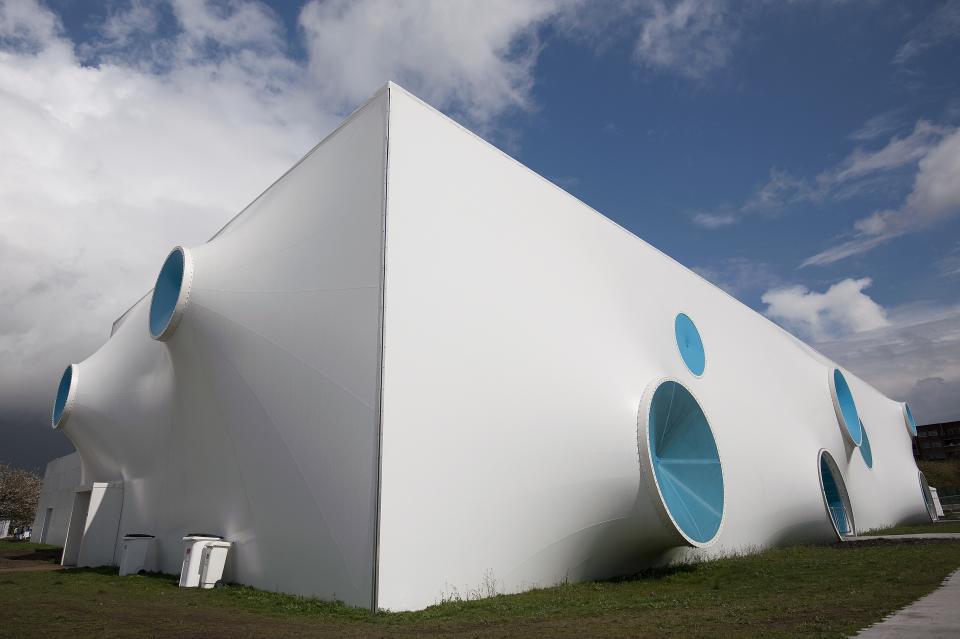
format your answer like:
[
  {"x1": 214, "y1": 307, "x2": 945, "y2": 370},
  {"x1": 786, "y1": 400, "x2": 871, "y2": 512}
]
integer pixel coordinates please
[
  {"x1": 3, "y1": 541, "x2": 960, "y2": 638},
  {"x1": 918, "y1": 459, "x2": 960, "y2": 491},
  {"x1": 864, "y1": 520, "x2": 960, "y2": 535},
  {"x1": 0, "y1": 539, "x2": 63, "y2": 569}
]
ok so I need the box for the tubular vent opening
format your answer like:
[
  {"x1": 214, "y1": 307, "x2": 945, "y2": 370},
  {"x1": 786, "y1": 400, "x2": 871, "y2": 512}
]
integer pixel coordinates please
[
  {"x1": 859, "y1": 421, "x2": 873, "y2": 469},
  {"x1": 674, "y1": 313, "x2": 705, "y2": 376},
  {"x1": 644, "y1": 380, "x2": 723, "y2": 545},
  {"x1": 819, "y1": 451, "x2": 854, "y2": 538},
  {"x1": 52, "y1": 364, "x2": 76, "y2": 429},
  {"x1": 149, "y1": 246, "x2": 192, "y2": 341},
  {"x1": 830, "y1": 369, "x2": 862, "y2": 446},
  {"x1": 903, "y1": 403, "x2": 918, "y2": 437}
]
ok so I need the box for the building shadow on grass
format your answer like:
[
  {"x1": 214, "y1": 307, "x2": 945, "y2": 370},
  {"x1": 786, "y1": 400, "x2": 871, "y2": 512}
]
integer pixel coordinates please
[
  {"x1": 3, "y1": 547, "x2": 62, "y2": 564},
  {"x1": 608, "y1": 563, "x2": 699, "y2": 583}
]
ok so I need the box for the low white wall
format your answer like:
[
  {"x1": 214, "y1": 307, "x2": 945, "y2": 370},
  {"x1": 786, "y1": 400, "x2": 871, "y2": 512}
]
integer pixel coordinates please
[{"x1": 30, "y1": 452, "x2": 81, "y2": 546}]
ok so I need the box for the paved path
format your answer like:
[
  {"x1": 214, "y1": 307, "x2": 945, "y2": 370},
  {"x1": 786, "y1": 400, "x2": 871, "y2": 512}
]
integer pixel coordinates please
[{"x1": 852, "y1": 569, "x2": 960, "y2": 638}]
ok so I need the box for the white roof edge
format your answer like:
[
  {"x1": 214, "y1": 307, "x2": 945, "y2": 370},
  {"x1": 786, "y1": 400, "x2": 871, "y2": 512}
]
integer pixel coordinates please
[
  {"x1": 208, "y1": 83, "x2": 391, "y2": 243},
  {"x1": 110, "y1": 84, "x2": 393, "y2": 328},
  {"x1": 385, "y1": 82, "x2": 898, "y2": 403}
]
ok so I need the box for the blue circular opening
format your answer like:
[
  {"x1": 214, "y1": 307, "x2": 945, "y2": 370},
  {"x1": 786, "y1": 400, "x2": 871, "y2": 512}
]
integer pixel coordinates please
[
  {"x1": 820, "y1": 452, "x2": 853, "y2": 536},
  {"x1": 150, "y1": 248, "x2": 186, "y2": 339},
  {"x1": 674, "y1": 313, "x2": 705, "y2": 376},
  {"x1": 648, "y1": 380, "x2": 723, "y2": 544},
  {"x1": 52, "y1": 365, "x2": 73, "y2": 428},
  {"x1": 832, "y1": 369, "x2": 862, "y2": 446},
  {"x1": 859, "y1": 420, "x2": 873, "y2": 468},
  {"x1": 904, "y1": 403, "x2": 917, "y2": 436}
]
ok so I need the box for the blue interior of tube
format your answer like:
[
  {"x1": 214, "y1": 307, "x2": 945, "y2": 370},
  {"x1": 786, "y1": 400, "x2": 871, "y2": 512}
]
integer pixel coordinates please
[
  {"x1": 859, "y1": 420, "x2": 873, "y2": 468},
  {"x1": 648, "y1": 381, "x2": 723, "y2": 544},
  {"x1": 820, "y1": 454, "x2": 851, "y2": 535},
  {"x1": 52, "y1": 365, "x2": 72, "y2": 427},
  {"x1": 674, "y1": 313, "x2": 705, "y2": 376},
  {"x1": 833, "y1": 369, "x2": 862, "y2": 446},
  {"x1": 150, "y1": 248, "x2": 185, "y2": 338},
  {"x1": 904, "y1": 403, "x2": 918, "y2": 436}
]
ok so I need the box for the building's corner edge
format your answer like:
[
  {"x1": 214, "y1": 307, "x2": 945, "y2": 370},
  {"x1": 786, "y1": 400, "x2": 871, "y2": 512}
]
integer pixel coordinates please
[{"x1": 370, "y1": 81, "x2": 393, "y2": 614}]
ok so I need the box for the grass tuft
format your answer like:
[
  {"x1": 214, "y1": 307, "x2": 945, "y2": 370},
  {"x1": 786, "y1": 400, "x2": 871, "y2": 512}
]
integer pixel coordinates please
[{"x1": 863, "y1": 520, "x2": 960, "y2": 535}]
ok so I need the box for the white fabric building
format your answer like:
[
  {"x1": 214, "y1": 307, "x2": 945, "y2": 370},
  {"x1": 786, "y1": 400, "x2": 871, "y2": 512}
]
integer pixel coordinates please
[{"x1": 43, "y1": 83, "x2": 934, "y2": 611}]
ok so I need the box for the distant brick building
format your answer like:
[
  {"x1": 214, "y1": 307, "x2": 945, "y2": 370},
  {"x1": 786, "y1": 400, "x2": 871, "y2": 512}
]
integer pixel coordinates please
[{"x1": 913, "y1": 420, "x2": 960, "y2": 461}]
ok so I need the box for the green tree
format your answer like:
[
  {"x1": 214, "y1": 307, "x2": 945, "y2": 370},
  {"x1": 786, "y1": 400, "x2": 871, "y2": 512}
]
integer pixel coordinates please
[{"x1": 0, "y1": 463, "x2": 43, "y2": 528}]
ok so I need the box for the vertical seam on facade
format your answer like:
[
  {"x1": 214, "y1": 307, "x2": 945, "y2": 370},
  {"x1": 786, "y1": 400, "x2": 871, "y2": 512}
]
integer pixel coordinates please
[
  {"x1": 111, "y1": 483, "x2": 125, "y2": 565},
  {"x1": 371, "y1": 84, "x2": 391, "y2": 614}
]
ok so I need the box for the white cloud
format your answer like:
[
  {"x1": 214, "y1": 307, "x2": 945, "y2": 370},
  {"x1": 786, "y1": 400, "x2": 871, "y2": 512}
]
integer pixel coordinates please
[
  {"x1": 741, "y1": 168, "x2": 819, "y2": 213},
  {"x1": 937, "y1": 243, "x2": 960, "y2": 278},
  {"x1": 894, "y1": 0, "x2": 960, "y2": 65},
  {"x1": 298, "y1": 0, "x2": 562, "y2": 128},
  {"x1": 172, "y1": 0, "x2": 284, "y2": 52},
  {"x1": 99, "y1": 1, "x2": 159, "y2": 46},
  {"x1": 690, "y1": 166, "x2": 820, "y2": 229},
  {"x1": 632, "y1": 0, "x2": 737, "y2": 79},
  {"x1": 804, "y1": 126, "x2": 960, "y2": 266},
  {"x1": 812, "y1": 302, "x2": 960, "y2": 424},
  {"x1": 848, "y1": 109, "x2": 902, "y2": 142},
  {"x1": 698, "y1": 114, "x2": 957, "y2": 238},
  {"x1": 695, "y1": 114, "x2": 960, "y2": 269},
  {"x1": 830, "y1": 120, "x2": 946, "y2": 183},
  {"x1": 761, "y1": 277, "x2": 889, "y2": 342},
  {"x1": 905, "y1": 377, "x2": 960, "y2": 424},
  {"x1": 0, "y1": 0, "x2": 59, "y2": 49},
  {"x1": 691, "y1": 211, "x2": 737, "y2": 228},
  {"x1": 561, "y1": 1, "x2": 867, "y2": 86},
  {"x1": 901, "y1": 126, "x2": 960, "y2": 225},
  {"x1": 798, "y1": 236, "x2": 888, "y2": 268},
  {"x1": 0, "y1": 0, "x2": 570, "y2": 413},
  {"x1": 762, "y1": 278, "x2": 960, "y2": 423},
  {"x1": 554, "y1": 0, "x2": 742, "y2": 81}
]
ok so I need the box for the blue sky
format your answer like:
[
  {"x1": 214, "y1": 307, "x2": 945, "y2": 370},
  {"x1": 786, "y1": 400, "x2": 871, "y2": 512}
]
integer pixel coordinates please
[
  {"x1": 2, "y1": 0, "x2": 959, "y2": 469},
  {"x1": 527, "y1": 4, "x2": 960, "y2": 307}
]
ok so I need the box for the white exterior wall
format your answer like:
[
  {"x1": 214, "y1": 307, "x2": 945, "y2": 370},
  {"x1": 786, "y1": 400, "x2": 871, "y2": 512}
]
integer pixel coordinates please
[
  {"x1": 71, "y1": 481, "x2": 124, "y2": 567},
  {"x1": 376, "y1": 86, "x2": 927, "y2": 610},
  {"x1": 53, "y1": 90, "x2": 388, "y2": 607},
  {"x1": 30, "y1": 452, "x2": 81, "y2": 546}
]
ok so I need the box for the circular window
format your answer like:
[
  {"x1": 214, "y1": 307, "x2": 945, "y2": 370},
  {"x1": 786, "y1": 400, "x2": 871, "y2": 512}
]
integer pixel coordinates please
[
  {"x1": 829, "y1": 369, "x2": 862, "y2": 446},
  {"x1": 919, "y1": 472, "x2": 937, "y2": 521},
  {"x1": 859, "y1": 420, "x2": 873, "y2": 468},
  {"x1": 819, "y1": 450, "x2": 855, "y2": 538},
  {"x1": 638, "y1": 379, "x2": 724, "y2": 546},
  {"x1": 674, "y1": 313, "x2": 705, "y2": 376},
  {"x1": 902, "y1": 403, "x2": 918, "y2": 437},
  {"x1": 149, "y1": 246, "x2": 194, "y2": 341},
  {"x1": 52, "y1": 364, "x2": 77, "y2": 429}
]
